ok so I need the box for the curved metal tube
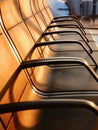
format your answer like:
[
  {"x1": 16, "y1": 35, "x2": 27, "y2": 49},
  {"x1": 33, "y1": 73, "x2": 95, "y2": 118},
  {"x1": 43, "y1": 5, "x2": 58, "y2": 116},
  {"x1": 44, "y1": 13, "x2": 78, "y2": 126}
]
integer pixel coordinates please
[
  {"x1": 47, "y1": 24, "x2": 88, "y2": 42},
  {"x1": 35, "y1": 40, "x2": 98, "y2": 67},
  {"x1": 1, "y1": 99, "x2": 98, "y2": 115},
  {"x1": 52, "y1": 19, "x2": 86, "y2": 34},
  {"x1": 42, "y1": 30, "x2": 93, "y2": 53},
  {"x1": 20, "y1": 57, "x2": 98, "y2": 83},
  {"x1": 53, "y1": 15, "x2": 85, "y2": 30}
]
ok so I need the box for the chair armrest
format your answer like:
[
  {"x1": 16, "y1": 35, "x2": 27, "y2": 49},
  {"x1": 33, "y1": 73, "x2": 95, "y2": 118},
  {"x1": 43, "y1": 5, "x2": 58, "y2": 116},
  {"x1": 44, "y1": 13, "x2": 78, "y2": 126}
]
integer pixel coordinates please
[
  {"x1": 20, "y1": 57, "x2": 98, "y2": 83},
  {"x1": 35, "y1": 40, "x2": 97, "y2": 67},
  {"x1": 52, "y1": 15, "x2": 85, "y2": 32},
  {"x1": 47, "y1": 24, "x2": 88, "y2": 41},
  {"x1": 42, "y1": 30, "x2": 92, "y2": 53},
  {"x1": 1, "y1": 99, "x2": 98, "y2": 115}
]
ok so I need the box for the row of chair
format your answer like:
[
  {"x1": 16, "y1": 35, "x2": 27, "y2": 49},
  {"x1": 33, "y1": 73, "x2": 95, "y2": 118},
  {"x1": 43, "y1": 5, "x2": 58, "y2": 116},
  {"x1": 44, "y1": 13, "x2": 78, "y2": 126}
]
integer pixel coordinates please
[{"x1": 0, "y1": 0, "x2": 98, "y2": 129}]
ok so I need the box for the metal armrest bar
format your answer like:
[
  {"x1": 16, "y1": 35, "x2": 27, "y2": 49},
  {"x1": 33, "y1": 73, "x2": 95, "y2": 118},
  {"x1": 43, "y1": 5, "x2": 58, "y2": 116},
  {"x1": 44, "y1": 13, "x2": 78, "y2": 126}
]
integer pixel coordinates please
[
  {"x1": 35, "y1": 41, "x2": 97, "y2": 67},
  {"x1": 53, "y1": 15, "x2": 85, "y2": 30},
  {"x1": 42, "y1": 31, "x2": 93, "y2": 53},
  {"x1": 47, "y1": 24, "x2": 88, "y2": 42},
  {"x1": 1, "y1": 99, "x2": 98, "y2": 115},
  {"x1": 20, "y1": 57, "x2": 98, "y2": 82},
  {"x1": 53, "y1": 15, "x2": 81, "y2": 21},
  {"x1": 51, "y1": 19, "x2": 86, "y2": 34}
]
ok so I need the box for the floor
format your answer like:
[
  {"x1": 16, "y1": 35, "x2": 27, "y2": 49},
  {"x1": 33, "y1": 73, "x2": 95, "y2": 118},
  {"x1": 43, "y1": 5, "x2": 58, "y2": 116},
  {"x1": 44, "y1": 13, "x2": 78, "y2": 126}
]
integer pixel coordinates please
[{"x1": 80, "y1": 18, "x2": 98, "y2": 47}]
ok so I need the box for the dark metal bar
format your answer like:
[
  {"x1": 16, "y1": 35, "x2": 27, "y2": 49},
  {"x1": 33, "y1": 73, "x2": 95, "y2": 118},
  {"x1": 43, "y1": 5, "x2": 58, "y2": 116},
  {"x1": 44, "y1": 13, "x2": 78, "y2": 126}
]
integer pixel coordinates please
[
  {"x1": 42, "y1": 30, "x2": 93, "y2": 53},
  {"x1": 51, "y1": 19, "x2": 86, "y2": 35},
  {"x1": 53, "y1": 15, "x2": 85, "y2": 30},
  {"x1": 20, "y1": 57, "x2": 98, "y2": 82},
  {"x1": 52, "y1": 18, "x2": 85, "y2": 32},
  {"x1": 53, "y1": 15, "x2": 81, "y2": 21},
  {"x1": 35, "y1": 40, "x2": 98, "y2": 67},
  {"x1": 1, "y1": 99, "x2": 98, "y2": 115},
  {"x1": 47, "y1": 24, "x2": 88, "y2": 42}
]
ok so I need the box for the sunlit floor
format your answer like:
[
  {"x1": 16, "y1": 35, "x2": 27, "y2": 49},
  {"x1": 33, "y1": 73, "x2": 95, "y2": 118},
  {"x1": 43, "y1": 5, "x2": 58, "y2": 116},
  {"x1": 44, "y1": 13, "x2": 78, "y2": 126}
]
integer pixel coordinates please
[
  {"x1": 80, "y1": 18, "x2": 98, "y2": 46},
  {"x1": 80, "y1": 18, "x2": 98, "y2": 28}
]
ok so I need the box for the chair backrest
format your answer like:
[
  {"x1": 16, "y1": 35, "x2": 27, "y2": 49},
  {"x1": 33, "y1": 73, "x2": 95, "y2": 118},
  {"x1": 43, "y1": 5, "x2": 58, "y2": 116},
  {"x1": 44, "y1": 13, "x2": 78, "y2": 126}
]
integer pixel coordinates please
[
  {"x1": 0, "y1": 18, "x2": 33, "y2": 128},
  {"x1": 1, "y1": 0, "x2": 41, "y2": 60},
  {"x1": 18, "y1": 0, "x2": 43, "y2": 42},
  {"x1": 30, "y1": 0, "x2": 47, "y2": 32},
  {"x1": 0, "y1": 0, "x2": 43, "y2": 128},
  {"x1": 42, "y1": 0, "x2": 54, "y2": 22},
  {"x1": 37, "y1": 0, "x2": 51, "y2": 26}
]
